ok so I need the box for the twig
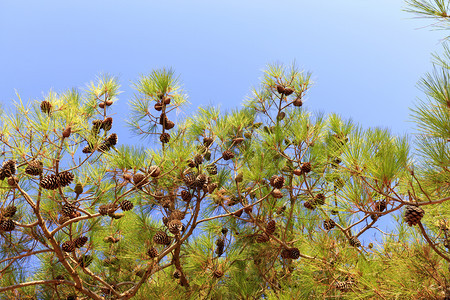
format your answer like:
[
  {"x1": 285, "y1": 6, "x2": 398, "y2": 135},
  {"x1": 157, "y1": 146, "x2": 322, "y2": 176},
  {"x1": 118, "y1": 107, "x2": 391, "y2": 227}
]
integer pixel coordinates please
[{"x1": 418, "y1": 222, "x2": 450, "y2": 263}]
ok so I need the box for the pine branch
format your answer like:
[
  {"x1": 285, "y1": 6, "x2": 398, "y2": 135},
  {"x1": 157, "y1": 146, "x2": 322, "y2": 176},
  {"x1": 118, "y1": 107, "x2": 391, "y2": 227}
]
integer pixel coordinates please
[{"x1": 418, "y1": 221, "x2": 450, "y2": 263}]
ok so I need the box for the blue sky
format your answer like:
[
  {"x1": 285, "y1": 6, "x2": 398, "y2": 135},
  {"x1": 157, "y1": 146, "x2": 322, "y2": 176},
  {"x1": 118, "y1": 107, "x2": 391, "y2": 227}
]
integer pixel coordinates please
[
  {"x1": 0, "y1": 0, "x2": 444, "y2": 137},
  {"x1": 0, "y1": 0, "x2": 445, "y2": 252}
]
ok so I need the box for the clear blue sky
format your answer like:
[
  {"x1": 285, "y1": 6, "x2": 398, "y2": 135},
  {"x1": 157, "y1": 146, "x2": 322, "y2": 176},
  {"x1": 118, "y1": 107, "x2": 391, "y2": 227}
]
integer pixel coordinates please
[{"x1": 0, "y1": 0, "x2": 443, "y2": 136}]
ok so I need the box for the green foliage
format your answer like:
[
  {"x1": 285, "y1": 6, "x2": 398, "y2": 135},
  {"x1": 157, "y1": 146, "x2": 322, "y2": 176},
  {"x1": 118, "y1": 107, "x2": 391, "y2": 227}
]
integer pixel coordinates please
[{"x1": 1, "y1": 4, "x2": 450, "y2": 298}]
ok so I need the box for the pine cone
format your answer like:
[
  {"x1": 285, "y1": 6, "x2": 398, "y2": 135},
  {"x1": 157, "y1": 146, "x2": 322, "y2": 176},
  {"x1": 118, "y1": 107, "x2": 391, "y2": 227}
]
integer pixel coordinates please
[
  {"x1": 284, "y1": 87, "x2": 294, "y2": 96},
  {"x1": 207, "y1": 182, "x2": 218, "y2": 194},
  {"x1": 154, "y1": 101, "x2": 163, "y2": 111},
  {"x1": 323, "y1": 219, "x2": 335, "y2": 231},
  {"x1": 187, "y1": 159, "x2": 196, "y2": 168},
  {"x1": 375, "y1": 200, "x2": 387, "y2": 212},
  {"x1": 148, "y1": 166, "x2": 161, "y2": 177},
  {"x1": 216, "y1": 238, "x2": 225, "y2": 257},
  {"x1": 98, "y1": 141, "x2": 112, "y2": 152},
  {"x1": 233, "y1": 209, "x2": 243, "y2": 217},
  {"x1": 281, "y1": 248, "x2": 291, "y2": 259},
  {"x1": 154, "y1": 191, "x2": 164, "y2": 202},
  {"x1": 103, "y1": 236, "x2": 120, "y2": 243},
  {"x1": 300, "y1": 162, "x2": 311, "y2": 174},
  {"x1": 58, "y1": 171, "x2": 74, "y2": 187},
  {"x1": 55, "y1": 275, "x2": 65, "y2": 281},
  {"x1": 98, "y1": 204, "x2": 109, "y2": 216},
  {"x1": 2, "y1": 160, "x2": 16, "y2": 177},
  {"x1": 7, "y1": 176, "x2": 18, "y2": 186},
  {"x1": 98, "y1": 203, "x2": 118, "y2": 216},
  {"x1": 59, "y1": 215, "x2": 70, "y2": 225},
  {"x1": 101, "y1": 117, "x2": 113, "y2": 131},
  {"x1": 271, "y1": 189, "x2": 283, "y2": 199},
  {"x1": 107, "y1": 203, "x2": 118, "y2": 215},
  {"x1": 293, "y1": 97, "x2": 303, "y2": 107},
  {"x1": 292, "y1": 169, "x2": 302, "y2": 177},
  {"x1": 370, "y1": 213, "x2": 379, "y2": 221},
  {"x1": 303, "y1": 200, "x2": 315, "y2": 210},
  {"x1": 62, "y1": 203, "x2": 76, "y2": 217},
  {"x1": 74, "y1": 236, "x2": 88, "y2": 248},
  {"x1": 61, "y1": 241, "x2": 76, "y2": 252},
  {"x1": 335, "y1": 280, "x2": 354, "y2": 292},
  {"x1": 194, "y1": 154, "x2": 203, "y2": 166},
  {"x1": 82, "y1": 144, "x2": 94, "y2": 154},
  {"x1": 163, "y1": 120, "x2": 175, "y2": 130},
  {"x1": 106, "y1": 133, "x2": 118, "y2": 146},
  {"x1": 122, "y1": 173, "x2": 132, "y2": 182},
  {"x1": 314, "y1": 193, "x2": 326, "y2": 205},
  {"x1": 289, "y1": 247, "x2": 300, "y2": 259},
  {"x1": 133, "y1": 173, "x2": 148, "y2": 187},
  {"x1": 78, "y1": 254, "x2": 93, "y2": 268},
  {"x1": 180, "y1": 190, "x2": 192, "y2": 201},
  {"x1": 121, "y1": 200, "x2": 134, "y2": 211},
  {"x1": 212, "y1": 269, "x2": 224, "y2": 278},
  {"x1": 40, "y1": 174, "x2": 60, "y2": 190},
  {"x1": 195, "y1": 173, "x2": 208, "y2": 187},
  {"x1": 277, "y1": 206, "x2": 286, "y2": 215},
  {"x1": 256, "y1": 233, "x2": 270, "y2": 243},
  {"x1": 266, "y1": 220, "x2": 276, "y2": 235},
  {"x1": 153, "y1": 231, "x2": 171, "y2": 245},
  {"x1": 173, "y1": 269, "x2": 182, "y2": 279},
  {"x1": 70, "y1": 210, "x2": 81, "y2": 219},
  {"x1": 203, "y1": 137, "x2": 213, "y2": 146},
  {"x1": 204, "y1": 151, "x2": 212, "y2": 161},
  {"x1": 0, "y1": 219, "x2": 15, "y2": 231},
  {"x1": 162, "y1": 96, "x2": 171, "y2": 105},
  {"x1": 349, "y1": 236, "x2": 361, "y2": 247},
  {"x1": 92, "y1": 120, "x2": 103, "y2": 134},
  {"x1": 40, "y1": 100, "x2": 52, "y2": 114},
  {"x1": 183, "y1": 172, "x2": 196, "y2": 187},
  {"x1": 170, "y1": 210, "x2": 185, "y2": 220},
  {"x1": 2, "y1": 205, "x2": 17, "y2": 218},
  {"x1": 160, "y1": 132, "x2": 170, "y2": 143},
  {"x1": 147, "y1": 247, "x2": 158, "y2": 258},
  {"x1": 404, "y1": 205, "x2": 425, "y2": 226},
  {"x1": 272, "y1": 176, "x2": 285, "y2": 189},
  {"x1": 222, "y1": 150, "x2": 234, "y2": 161},
  {"x1": 269, "y1": 175, "x2": 277, "y2": 187},
  {"x1": 206, "y1": 164, "x2": 218, "y2": 175},
  {"x1": 276, "y1": 85, "x2": 285, "y2": 94},
  {"x1": 244, "y1": 206, "x2": 253, "y2": 215},
  {"x1": 168, "y1": 219, "x2": 183, "y2": 234},
  {"x1": 62, "y1": 126, "x2": 72, "y2": 138},
  {"x1": 25, "y1": 160, "x2": 43, "y2": 176}
]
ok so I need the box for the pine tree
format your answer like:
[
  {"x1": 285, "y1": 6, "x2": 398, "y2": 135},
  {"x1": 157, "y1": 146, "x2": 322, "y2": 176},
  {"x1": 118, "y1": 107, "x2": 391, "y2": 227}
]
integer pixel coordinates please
[{"x1": 1, "y1": 7, "x2": 450, "y2": 297}]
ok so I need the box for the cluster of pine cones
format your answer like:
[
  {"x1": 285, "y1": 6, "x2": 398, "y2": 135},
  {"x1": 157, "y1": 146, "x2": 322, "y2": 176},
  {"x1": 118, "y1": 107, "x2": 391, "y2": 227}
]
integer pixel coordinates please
[
  {"x1": 154, "y1": 92, "x2": 175, "y2": 144},
  {"x1": 61, "y1": 236, "x2": 88, "y2": 253},
  {"x1": 40, "y1": 171, "x2": 74, "y2": 190},
  {"x1": 304, "y1": 192, "x2": 326, "y2": 210},
  {"x1": 82, "y1": 117, "x2": 118, "y2": 154},
  {"x1": 275, "y1": 84, "x2": 303, "y2": 107}
]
